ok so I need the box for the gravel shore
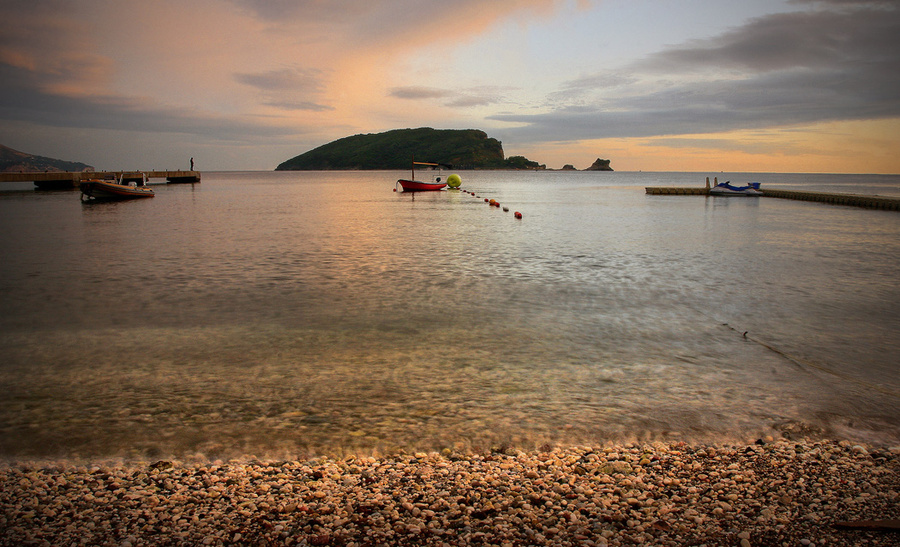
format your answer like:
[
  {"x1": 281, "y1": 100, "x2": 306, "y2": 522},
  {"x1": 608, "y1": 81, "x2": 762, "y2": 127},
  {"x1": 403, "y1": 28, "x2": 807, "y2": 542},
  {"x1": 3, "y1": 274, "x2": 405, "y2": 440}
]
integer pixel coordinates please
[{"x1": 2, "y1": 439, "x2": 898, "y2": 546}]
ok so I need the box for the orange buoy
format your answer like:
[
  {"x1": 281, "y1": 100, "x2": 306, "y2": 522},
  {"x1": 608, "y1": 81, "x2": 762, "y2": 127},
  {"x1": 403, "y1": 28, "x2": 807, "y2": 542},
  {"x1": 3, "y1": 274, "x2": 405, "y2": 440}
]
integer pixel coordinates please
[{"x1": 514, "y1": 211, "x2": 523, "y2": 219}]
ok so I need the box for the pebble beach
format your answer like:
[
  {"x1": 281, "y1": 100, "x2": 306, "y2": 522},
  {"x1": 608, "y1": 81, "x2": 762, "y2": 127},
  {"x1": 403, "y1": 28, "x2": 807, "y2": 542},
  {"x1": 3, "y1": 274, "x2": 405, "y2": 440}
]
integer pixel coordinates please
[{"x1": 2, "y1": 439, "x2": 898, "y2": 546}]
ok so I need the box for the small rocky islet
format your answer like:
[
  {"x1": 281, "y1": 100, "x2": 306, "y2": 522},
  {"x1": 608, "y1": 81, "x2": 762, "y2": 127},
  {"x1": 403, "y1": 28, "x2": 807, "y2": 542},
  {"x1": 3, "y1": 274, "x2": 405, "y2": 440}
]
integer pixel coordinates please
[{"x1": 2, "y1": 439, "x2": 898, "y2": 546}]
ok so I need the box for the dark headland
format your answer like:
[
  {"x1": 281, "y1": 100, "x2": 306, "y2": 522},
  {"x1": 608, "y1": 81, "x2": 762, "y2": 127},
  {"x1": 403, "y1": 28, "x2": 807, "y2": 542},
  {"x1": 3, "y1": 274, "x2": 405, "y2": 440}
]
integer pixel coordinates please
[{"x1": 0, "y1": 144, "x2": 93, "y2": 173}]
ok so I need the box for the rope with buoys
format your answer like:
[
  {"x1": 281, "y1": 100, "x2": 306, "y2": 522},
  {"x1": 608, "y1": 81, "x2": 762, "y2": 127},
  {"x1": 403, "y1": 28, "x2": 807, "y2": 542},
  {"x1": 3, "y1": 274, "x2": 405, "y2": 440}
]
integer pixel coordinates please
[
  {"x1": 685, "y1": 303, "x2": 899, "y2": 396},
  {"x1": 720, "y1": 322, "x2": 900, "y2": 397},
  {"x1": 395, "y1": 173, "x2": 524, "y2": 220},
  {"x1": 461, "y1": 185, "x2": 523, "y2": 220}
]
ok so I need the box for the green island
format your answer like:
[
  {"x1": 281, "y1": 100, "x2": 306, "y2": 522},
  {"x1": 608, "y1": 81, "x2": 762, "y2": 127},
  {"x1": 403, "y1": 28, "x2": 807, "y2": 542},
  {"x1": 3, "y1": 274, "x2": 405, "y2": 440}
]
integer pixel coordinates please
[{"x1": 275, "y1": 128, "x2": 545, "y2": 171}]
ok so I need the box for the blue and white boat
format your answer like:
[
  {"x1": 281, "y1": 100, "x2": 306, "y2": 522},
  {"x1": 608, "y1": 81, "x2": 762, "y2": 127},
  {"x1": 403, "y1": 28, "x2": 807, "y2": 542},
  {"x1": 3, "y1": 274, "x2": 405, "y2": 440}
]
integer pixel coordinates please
[{"x1": 709, "y1": 181, "x2": 762, "y2": 196}]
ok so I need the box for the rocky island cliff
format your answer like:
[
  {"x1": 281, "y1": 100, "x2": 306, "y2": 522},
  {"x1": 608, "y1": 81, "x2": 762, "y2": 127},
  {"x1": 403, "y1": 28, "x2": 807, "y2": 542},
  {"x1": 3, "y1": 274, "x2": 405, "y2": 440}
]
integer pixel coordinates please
[
  {"x1": 554, "y1": 158, "x2": 614, "y2": 171},
  {"x1": 586, "y1": 158, "x2": 613, "y2": 171}
]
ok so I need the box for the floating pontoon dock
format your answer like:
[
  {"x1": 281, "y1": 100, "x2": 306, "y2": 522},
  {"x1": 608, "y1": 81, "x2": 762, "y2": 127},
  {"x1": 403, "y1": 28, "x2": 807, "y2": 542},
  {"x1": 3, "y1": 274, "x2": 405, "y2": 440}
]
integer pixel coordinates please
[{"x1": 645, "y1": 186, "x2": 900, "y2": 211}]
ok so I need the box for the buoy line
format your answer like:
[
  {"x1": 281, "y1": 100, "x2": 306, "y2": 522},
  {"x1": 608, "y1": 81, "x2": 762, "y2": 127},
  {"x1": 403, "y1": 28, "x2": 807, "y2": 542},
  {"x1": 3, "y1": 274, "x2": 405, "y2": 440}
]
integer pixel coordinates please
[
  {"x1": 457, "y1": 186, "x2": 523, "y2": 220},
  {"x1": 394, "y1": 175, "x2": 525, "y2": 220},
  {"x1": 720, "y1": 322, "x2": 900, "y2": 397},
  {"x1": 688, "y1": 304, "x2": 899, "y2": 397}
]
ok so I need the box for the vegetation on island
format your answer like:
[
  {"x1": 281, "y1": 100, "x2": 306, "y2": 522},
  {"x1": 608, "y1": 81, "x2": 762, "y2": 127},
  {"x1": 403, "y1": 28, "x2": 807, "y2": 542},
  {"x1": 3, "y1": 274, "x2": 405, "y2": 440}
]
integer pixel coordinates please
[
  {"x1": 0, "y1": 144, "x2": 93, "y2": 172},
  {"x1": 503, "y1": 155, "x2": 544, "y2": 169},
  {"x1": 276, "y1": 128, "x2": 545, "y2": 170}
]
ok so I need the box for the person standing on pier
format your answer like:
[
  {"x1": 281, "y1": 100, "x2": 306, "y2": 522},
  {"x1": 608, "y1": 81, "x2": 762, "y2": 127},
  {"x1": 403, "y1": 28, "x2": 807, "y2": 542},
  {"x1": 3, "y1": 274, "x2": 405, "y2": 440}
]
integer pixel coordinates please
[{"x1": 190, "y1": 157, "x2": 194, "y2": 171}]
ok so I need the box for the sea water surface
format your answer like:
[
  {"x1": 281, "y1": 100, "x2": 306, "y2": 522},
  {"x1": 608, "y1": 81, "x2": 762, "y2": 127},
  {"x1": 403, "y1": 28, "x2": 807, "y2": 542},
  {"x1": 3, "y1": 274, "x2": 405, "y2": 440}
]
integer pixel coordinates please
[{"x1": 1, "y1": 171, "x2": 898, "y2": 461}]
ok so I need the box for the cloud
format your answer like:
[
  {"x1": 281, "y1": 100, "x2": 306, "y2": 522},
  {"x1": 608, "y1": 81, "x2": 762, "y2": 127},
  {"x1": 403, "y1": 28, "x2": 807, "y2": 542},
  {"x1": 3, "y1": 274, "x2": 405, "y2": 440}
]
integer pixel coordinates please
[
  {"x1": 0, "y1": 62, "x2": 303, "y2": 141},
  {"x1": 0, "y1": 0, "x2": 341, "y2": 140},
  {"x1": 493, "y1": 2, "x2": 900, "y2": 144},
  {"x1": 389, "y1": 87, "x2": 454, "y2": 100},
  {"x1": 446, "y1": 95, "x2": 499, "y2": 108},
  {"x1": 234, "y1": 68, "x2": 325, "y2": 92},
  {"x1": 228, "y1": 0, "x2": 560, "y2": 27},
  {"x1": 226, "y1": 0, "x2": 564, "y2": 49},
  {"x1": 789, "y1": 0, "x2": 896, "y2": 7},
  {"x1": 390, "y1": 85, "x2": 510, "y2": 108},
  {"x1": 261, "y1": 100, "x2": 335, "y2": 112},
  {"x1": 0, "y1": 1, "x2": 116, "y2": 96},
  {"x1": 546, "y1": 73, "x2": 639, "y2": 107},
  {"x1": 639, "y1": 6, "x2": 899, "y2": 73},
  {"x1": 226, "y1": 0, "x2": 377, "y2": 23},
  {"x1": 235, "y1": 68, "x2": 334, "y2": 111}
]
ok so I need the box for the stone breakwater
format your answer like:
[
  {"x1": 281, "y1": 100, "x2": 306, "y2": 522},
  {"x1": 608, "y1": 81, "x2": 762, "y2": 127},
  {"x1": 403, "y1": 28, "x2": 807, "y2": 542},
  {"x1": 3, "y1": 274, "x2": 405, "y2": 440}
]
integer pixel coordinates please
[{"x1": 1, "y1": 440, "x2": 898, "y2": 546}]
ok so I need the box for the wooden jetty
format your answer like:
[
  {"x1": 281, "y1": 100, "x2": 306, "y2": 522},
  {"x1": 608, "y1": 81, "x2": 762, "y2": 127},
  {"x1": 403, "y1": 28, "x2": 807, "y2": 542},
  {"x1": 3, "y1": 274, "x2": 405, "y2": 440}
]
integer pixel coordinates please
[
  {"x1": 0, "y1": 170, "x2": 201, "y2": 189},
  {"x1": 645, "y1": 186, "x2": 900, "y2": 211}
]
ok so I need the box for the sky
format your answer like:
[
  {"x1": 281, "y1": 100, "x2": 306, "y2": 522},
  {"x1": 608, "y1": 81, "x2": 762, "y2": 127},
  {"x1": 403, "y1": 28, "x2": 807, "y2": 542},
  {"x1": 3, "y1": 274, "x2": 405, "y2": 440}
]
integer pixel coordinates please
[{"x1": 1, "y1": 0, "x2": 898, "y2": 173}]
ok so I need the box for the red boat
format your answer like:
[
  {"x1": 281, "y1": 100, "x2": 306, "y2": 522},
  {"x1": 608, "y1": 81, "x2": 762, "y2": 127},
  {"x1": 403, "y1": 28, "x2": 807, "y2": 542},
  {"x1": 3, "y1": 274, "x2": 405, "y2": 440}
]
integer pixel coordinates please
[
  {"x1": 396, "y1": 161, "x2": 448, "y2": 192},
  {"x1": 80, "y1": 174, "x2": 155, "y2": 201}
]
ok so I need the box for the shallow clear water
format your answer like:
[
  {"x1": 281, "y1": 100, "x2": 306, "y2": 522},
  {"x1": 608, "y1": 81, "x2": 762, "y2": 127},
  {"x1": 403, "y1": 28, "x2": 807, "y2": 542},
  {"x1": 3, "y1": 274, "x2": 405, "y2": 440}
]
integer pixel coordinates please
[{"x1": 1, "y1": 171, "x2": 898, "y2": 460}]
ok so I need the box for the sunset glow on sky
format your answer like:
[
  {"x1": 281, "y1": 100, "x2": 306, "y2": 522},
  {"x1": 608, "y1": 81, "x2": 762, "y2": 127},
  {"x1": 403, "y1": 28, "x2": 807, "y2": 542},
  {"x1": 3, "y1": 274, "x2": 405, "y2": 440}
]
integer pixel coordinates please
[{"x1": 1, "y1": 0, "x2": 898, "y2": 172}]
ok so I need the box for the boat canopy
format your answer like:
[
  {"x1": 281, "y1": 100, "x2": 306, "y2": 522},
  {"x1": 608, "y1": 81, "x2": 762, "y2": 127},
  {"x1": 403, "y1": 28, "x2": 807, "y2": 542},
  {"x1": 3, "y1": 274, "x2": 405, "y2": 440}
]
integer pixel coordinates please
[{"x1": 413, "y1": 161, "x2": 453, "y2": 169}]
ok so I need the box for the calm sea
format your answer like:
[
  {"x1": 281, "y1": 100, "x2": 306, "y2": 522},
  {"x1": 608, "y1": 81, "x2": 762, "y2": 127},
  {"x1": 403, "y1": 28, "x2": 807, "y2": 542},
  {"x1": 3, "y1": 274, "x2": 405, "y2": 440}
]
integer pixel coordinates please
[{"x1": 1, "y1": 171, "x2": 898, "y2": 461}]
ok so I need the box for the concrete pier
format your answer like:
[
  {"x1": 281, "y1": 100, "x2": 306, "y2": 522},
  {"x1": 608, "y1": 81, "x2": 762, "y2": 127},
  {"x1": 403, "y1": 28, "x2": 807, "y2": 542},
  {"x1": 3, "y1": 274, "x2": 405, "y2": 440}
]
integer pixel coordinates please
[
  {"x1": 645, "y1": 186, "x2": 900, "y2": 211},
  {"x1": 0, "y1": 170, "x2": 201, "y2": 189}
]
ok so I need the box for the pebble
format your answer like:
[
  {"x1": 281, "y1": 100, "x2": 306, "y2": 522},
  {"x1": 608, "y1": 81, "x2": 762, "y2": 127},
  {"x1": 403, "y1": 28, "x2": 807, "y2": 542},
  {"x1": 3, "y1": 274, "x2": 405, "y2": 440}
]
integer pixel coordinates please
[{"x1": 0, "y1": 439, "x2": 897, "y2": 546}]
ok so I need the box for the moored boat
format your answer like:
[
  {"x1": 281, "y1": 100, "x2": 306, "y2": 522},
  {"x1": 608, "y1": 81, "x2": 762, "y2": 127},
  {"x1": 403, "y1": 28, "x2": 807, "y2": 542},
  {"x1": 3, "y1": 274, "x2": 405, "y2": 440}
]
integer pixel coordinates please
[
  {"x1": 709, "y1": 181, "x2": 762, "y2": 196},
  {"x1": 396, "y1": 160, "x2": 449, "y2": 191},
  {"x1": 80, "y1": 174, "x2": 154, "y2": 201}
]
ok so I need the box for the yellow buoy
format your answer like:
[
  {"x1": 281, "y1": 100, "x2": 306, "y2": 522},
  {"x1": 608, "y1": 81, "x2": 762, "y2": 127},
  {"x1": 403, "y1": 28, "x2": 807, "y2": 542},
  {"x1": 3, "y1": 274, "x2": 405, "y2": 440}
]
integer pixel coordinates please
[{"x1": 447, "y1": 174, "x2": 461, "y2": 188}]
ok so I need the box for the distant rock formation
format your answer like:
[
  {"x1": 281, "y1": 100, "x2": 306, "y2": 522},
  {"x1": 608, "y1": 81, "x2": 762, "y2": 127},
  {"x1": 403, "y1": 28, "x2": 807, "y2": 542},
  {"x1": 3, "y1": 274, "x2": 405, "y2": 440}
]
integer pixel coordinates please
[
  {"x1": 561, "y1": 164, "x2": 577, "y2": 171},
  {"x1": 585, "y1": 158, "x2": 613, "y2": 171},
  {"x1": 0, "y1": 144, "x2": 94, "y2": 172}
]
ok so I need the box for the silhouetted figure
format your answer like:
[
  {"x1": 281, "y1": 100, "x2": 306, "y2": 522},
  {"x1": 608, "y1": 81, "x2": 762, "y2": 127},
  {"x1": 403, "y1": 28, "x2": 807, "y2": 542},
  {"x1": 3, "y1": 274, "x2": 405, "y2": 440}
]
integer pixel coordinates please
[{"x1": 190, "y1": 157, "x2": 194, "y2": 171}]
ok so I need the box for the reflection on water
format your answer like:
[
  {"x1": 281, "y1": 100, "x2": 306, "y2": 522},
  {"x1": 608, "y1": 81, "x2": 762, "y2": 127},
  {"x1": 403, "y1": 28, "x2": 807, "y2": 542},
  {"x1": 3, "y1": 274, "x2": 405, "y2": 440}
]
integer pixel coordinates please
[{"x1": 1, "y1": 171, "x2": 898, "y2": 460}]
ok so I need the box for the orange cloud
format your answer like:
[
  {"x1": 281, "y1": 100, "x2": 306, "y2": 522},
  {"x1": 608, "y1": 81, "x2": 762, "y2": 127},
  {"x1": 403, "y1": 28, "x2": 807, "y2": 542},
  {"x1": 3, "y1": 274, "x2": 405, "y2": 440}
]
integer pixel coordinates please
[{"x1": 522, "y1": 119, "x2": 900, "y2": 174}]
